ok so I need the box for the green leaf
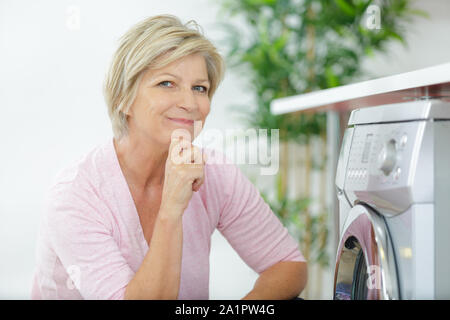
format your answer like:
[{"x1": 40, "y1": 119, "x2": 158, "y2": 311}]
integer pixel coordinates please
[
  {"x1": 325, "y1": 66, "x2": 340, "y2": 88},
  {"x1": 334, "y1": 0, "x2": 356, "y2": 16},
  {"x1": 406, "y1": 8, "x2": 430, "y2": 19},
  {"x1": 387, "y1": 29, "x2": 405, "y2": 43},
  {"x1": 253, "y1": 0, "x2": 276, "y2": 5},
  {"x1": 276, "y1": 172, "x2": 283, "y2": 202},
  {"x1": 218, "y1": 0, "x2": 426, "y2": 267}
]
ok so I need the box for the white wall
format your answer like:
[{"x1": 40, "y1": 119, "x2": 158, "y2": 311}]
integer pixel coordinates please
[
  {"x1": 361, "y1": 0, "x2": 450, "y2": 78},
  {"x1": 1, "y1": 0, "x2": 449, "y2": 299},
  {"x1": 0, "y1": 0, "x2": 256, "y2": 299}
]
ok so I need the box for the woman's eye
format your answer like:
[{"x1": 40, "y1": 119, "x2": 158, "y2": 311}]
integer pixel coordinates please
[
  {"x1": 193, "y1": 86, "x2": 208, "y2": 94},
  {"x1": 158, "y1": 81, "x2": 173, "y2": 88}
]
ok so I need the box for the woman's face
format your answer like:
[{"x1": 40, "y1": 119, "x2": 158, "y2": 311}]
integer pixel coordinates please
[{"x1": 126, "y1": 53, "x2": 211, "y2": 147}]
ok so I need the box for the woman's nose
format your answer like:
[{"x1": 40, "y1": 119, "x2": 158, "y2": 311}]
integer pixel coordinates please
[{"x1": 177, "y1": 87, "x2": 198, "y2": 111}]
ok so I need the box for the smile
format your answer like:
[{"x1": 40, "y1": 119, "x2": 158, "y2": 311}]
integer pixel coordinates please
[{"x1": 167, "y1": 117, "x2": 195, "y2": 126}]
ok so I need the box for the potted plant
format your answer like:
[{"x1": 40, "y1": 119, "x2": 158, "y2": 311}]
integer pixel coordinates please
[{"x1": 218, "y1": 0, "x2": 427, "y2": 298}]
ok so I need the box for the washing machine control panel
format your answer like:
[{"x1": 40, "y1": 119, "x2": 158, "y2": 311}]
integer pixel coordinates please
[
  {"x1": 378, "y1": 138, "x2": 398, "y2": 176},
  {"x1": 344, "y1": 121, "x2": 428, "y2": 212}
]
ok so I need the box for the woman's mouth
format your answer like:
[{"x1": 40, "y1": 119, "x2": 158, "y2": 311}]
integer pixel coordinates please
[{"x1": 167, "y1": 117, "x2": 194, "y2": 126}]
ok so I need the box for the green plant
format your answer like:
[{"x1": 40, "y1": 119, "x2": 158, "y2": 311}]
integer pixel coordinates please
[
  {"x1": 260, "y1": 187, "x2": 329, "y2": 266},
  {"x1": 218, "y1": 0, "x2": 426, "y2": 274}
]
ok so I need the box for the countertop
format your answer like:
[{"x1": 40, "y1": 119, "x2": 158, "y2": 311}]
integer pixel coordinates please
[{"x1": 270, "y1": 62, "x2": 450, "y2": 115}]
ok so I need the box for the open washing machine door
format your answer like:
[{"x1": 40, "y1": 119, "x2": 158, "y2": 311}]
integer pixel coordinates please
[{"x1": 333, "y1": 204, "x2": 400, "y2": 300}]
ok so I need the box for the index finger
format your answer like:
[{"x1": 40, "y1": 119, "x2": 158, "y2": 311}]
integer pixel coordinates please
[{"x1": 169, "y1": 129, "x2": 192, "y2": 156}]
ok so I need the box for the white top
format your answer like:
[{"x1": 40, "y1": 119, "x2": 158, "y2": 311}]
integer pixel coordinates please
[
  {"x1": 348, "y1": 99, "x2": 450, "y2": 125},
  {"x1": 270, "y1": 62, "x2": 450, "y2": 115}
]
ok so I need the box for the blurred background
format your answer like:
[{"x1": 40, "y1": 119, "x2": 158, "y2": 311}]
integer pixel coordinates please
[{"x1": 1, "y1": 0, "x2": 449, "y2": 299}]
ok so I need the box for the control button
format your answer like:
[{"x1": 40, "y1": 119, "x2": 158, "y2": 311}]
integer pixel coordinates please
[
  {"x1": 400, "y1": 134, "x2": 408, "y2": 148},
  {"x1": 378, "y1": 139, "x2": 397, "y2": 176},
  {"x1": 394, "y1": 167, "x2": 401, "y2": 180}
]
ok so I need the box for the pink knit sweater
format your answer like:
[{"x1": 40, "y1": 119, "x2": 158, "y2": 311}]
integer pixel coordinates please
[{"x1": 31, "y1": 138, "x2": 304, "y2": 299}]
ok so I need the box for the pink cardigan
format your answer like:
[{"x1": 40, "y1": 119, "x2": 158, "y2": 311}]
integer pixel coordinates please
[{"x1": 31, "y1": 138, "x2": 304, "y2": 299}]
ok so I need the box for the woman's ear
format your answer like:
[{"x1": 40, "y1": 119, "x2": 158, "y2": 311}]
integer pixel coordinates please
[{"x1": 122, "y1": 106, "x2": 132, "y2": 117}]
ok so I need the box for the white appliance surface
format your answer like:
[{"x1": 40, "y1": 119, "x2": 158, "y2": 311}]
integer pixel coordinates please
[{"x1": 334, "y1": 99, "x2": 450, "y2": 299}]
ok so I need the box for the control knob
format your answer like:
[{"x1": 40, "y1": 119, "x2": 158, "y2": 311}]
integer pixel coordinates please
[{"x1": 378, "y1": 139, "x2": 397, "y2": 176}]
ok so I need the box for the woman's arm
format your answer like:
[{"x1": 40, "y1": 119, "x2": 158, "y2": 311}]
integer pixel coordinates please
[
  {"x1": 242, "y1": 261, "x2": 307, "y2": 300},
  {"x1": 214, "y1": 158, "x2": 307, "y2": 300},
  {"x1": 124, "y1": 139, "x2": 206, "y2": 300},
  {"x1": 124, "y1": 206, "x2": 183, "y2": 300}
]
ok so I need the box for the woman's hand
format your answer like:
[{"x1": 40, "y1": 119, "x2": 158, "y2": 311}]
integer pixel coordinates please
[
  {"x1": 125, "y1": 136, "x2": 204, "y2": 300},
  {"x1": 160, "y1": 137, "x2": 206, "y2": 215}
]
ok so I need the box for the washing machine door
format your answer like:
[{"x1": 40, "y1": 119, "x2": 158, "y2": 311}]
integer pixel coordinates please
[{"x1": 333, "y1": 204, "x2": 400, "y2": 300}]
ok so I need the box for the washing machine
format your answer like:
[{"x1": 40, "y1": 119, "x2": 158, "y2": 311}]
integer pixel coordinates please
[{"x1": 333, "y1": 99, "x2": 450, "y2": 300}]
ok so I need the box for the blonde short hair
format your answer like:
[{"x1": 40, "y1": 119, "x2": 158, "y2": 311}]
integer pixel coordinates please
[{"x1": 103, "y1": 15, "x2": 225, "y2": 139}]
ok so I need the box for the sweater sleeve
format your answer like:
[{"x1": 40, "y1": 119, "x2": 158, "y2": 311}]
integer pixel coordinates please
[
  {"x1": 215, "y1": 161, "x2": 306, "y2": 274},
  {"x1": 45, "y1": 182, "x2": 135, "y2": 300}
]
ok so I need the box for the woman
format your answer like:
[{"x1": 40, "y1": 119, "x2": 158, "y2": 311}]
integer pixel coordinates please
[{"x1": 31, "y1": 15, "x2": 307, "y2": 300}]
